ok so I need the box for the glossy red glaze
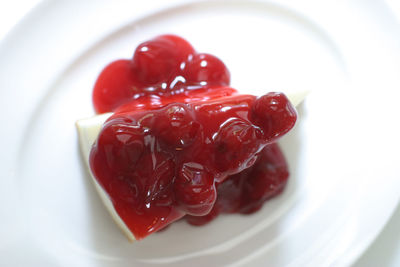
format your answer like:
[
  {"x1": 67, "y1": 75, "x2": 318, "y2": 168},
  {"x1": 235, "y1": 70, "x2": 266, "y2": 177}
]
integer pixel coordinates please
[{"x1": 90, "y1": 35, "x2": 297, "y2": 239}]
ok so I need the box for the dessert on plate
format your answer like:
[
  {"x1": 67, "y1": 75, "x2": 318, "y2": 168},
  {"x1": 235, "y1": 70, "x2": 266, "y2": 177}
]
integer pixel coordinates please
[{"x1": 76, "y1": 34, "x2": 306, "y2": 241}]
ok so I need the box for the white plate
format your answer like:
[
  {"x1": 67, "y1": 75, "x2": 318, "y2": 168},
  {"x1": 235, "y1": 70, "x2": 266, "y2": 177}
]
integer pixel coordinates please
[{"x1": 1, "y1": 1, "x2": 399, "y2": 266}]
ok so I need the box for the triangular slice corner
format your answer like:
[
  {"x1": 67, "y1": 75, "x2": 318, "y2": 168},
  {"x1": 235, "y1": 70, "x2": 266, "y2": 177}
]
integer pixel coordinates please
[{"x1": 76, "y1": 112, "x2": 136, "y2": 242}]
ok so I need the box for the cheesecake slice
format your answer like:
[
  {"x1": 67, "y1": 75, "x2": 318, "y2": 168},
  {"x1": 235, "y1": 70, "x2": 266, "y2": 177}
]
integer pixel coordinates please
[{"x1": 76, "y1": 90, "x2": 307, "y2": 241}]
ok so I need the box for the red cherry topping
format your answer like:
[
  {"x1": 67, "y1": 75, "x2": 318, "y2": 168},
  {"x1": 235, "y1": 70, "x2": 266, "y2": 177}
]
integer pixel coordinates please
[{"x1": 90, "y1": 35, "x2": 297, "y2": 239}]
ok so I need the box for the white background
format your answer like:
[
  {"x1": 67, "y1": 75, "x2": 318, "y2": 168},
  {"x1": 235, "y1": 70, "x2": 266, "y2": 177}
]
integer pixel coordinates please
[{"x1": 0, "y1": 0, "x2": 399, "y2": 266}]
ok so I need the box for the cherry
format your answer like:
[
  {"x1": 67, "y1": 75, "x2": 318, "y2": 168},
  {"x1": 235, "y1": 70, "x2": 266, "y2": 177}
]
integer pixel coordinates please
[
  {"x1": 92, "y1": 60, "x2": 138, "y2": 114},
  {"x1": 153, "y1": 104, "x2": 201, "y2": 150},
  {"x1": 132, "y1": 35, "x2": 194, "y2": 87},
  {"x1": 184, "y1": 53, "x2": 230, "y2": 86},
  {"x1": 174, "y1": 163, "x2": 217, "y2": 216},
  {"x1": 213, "y1": 118, "x2": 263, "y2": 175},
  {"x1": 251, "y1": 92, "x2": 297, "y2": 143}
]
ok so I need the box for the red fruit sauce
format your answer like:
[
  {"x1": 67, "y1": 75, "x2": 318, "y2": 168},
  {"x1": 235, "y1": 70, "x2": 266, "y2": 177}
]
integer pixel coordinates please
[{"x1": 90, "y1": 34, "x2": 297, "y2": 240}]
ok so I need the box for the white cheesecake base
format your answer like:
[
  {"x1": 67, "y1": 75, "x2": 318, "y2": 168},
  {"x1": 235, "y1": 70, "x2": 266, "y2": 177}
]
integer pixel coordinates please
[{"x1": 76, "y1": 113, "x2": 136, "y2": 242}]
